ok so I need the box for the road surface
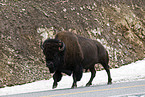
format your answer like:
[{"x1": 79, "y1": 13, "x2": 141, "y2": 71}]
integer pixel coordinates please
[{"x1": 1, "y1": 80, "x2": 145, "y2": 97}]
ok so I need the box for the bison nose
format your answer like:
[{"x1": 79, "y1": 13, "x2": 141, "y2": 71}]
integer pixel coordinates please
[{"x1": 46, "y1": 62, "x2": 54, "y2": 68}]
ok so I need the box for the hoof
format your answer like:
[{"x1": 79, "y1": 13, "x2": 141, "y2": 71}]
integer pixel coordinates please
[
  {"x1": 107, "y1": 82, "x2": 112, "y2": 85},
  {"x1": 71, "y1": 85, "x2": 77, "y2": 89},
  {"x1": 86, "y1": 83, "x2": 92, "y2": 87},
  {"x1": 71, "y1": 82, "x2": 77, "y2": 89},
  {"x1": 52, "y1": 85, "x2": 57, "y2": 89},
  {"x1": 52, "y1": 83, "x2": 57, "y2": 89}
]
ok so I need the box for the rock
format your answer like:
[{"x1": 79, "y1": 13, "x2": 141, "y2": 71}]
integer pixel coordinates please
[{"x1": 0, "y1": 0, "x2": 144, "y2": 87}]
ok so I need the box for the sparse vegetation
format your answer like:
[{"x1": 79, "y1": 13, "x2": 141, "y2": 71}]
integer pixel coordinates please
[{"x1": 0, "y1": 0, "x2": 144, "y2": 88}]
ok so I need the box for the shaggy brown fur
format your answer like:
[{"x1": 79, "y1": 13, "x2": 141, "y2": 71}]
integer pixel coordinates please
[{"x1": 42, "y1": 31, "x2": 112, "y2": 89}]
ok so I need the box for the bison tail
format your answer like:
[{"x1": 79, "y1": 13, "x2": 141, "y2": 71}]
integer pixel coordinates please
[{"x1": 106, "y1": 51, "x2": 109, "y2": 64}]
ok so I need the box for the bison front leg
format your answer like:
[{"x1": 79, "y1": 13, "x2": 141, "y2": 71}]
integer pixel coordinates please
[
  {"x1": 86, "y1": 67, "x2": 96, "y2": 86},
  {"x1": 72, "y1": 65, "x2": 83, "y2": 88},
  {"x1": 53, "y1": 71, "x2": 62, "y2": 89}
]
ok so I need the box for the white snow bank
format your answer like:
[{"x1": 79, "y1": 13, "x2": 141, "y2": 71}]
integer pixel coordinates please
[{"x1": 0, "y1": 59, "x2": 145, "y2": 96}]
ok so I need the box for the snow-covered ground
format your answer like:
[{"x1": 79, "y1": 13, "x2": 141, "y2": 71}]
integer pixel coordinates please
[{"x1": 0, "y1": 59, "x2": 145, "y2": 96}]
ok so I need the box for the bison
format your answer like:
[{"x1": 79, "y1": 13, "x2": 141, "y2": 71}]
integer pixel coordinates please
[{"x1": 41, "y1": 31, "x2": 112, "y2": 89}]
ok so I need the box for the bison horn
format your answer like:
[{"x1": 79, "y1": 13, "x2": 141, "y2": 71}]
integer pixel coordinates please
[
  {"x1": 59, "y1": 41, "x2": 65, "y2": 52},
  {"x1": 40, "y1": 41, "x2": 44, "y2": 50}
]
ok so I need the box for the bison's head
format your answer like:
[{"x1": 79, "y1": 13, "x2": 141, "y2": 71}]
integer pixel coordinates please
[{"x1": 41, "y1": 39, "x2": 65, "y2": 73}]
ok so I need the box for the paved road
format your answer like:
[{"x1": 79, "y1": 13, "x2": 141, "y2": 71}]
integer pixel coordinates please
[{"x1": 1, "y1": 80, "x2": 145, "y2": 97}]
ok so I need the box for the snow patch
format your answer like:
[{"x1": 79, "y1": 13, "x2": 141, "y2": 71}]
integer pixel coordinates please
[{"x1": 0, "y1": 59, "x2": 145, "y2": 96}]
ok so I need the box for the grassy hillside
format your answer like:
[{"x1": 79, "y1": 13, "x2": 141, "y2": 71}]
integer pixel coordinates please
[{"x1": 0, "y1": 0, "x2": 144, "y2": 88}]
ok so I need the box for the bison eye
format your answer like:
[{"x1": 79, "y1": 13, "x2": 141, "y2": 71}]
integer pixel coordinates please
[{"x1": 46, "y1": 56, "x2": 53, "y2": 61}]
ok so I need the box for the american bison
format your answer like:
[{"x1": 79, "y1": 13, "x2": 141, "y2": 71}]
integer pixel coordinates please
[{"x1": 41, "y1": 31, "x2": 112, "y2": 89}]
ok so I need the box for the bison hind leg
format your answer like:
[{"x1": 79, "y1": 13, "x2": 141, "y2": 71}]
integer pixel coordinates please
[
  {"x1": 101, "y1": 61, "x2": 112, "y2": 85},
  {"x1": 86, "y1": 66, "x2": 96, "y2": 87}
]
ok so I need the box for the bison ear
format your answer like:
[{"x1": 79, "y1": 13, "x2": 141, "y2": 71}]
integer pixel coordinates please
[
  {"x1": 40, "y1": 41, "x2": 44, "y2": 50},
  {"x1": 59, "y1": 41, "x2": 65, "y2": 52}
]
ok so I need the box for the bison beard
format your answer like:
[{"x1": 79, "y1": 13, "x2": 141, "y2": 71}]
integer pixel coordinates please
[{"x1": 41, "y1": 31, "x2": 112, "y2": 89}]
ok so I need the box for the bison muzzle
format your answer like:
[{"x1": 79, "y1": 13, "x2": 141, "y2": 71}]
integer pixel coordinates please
[{"x1": 41, "y1": 31, "x2": 112, "y2": 89}]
